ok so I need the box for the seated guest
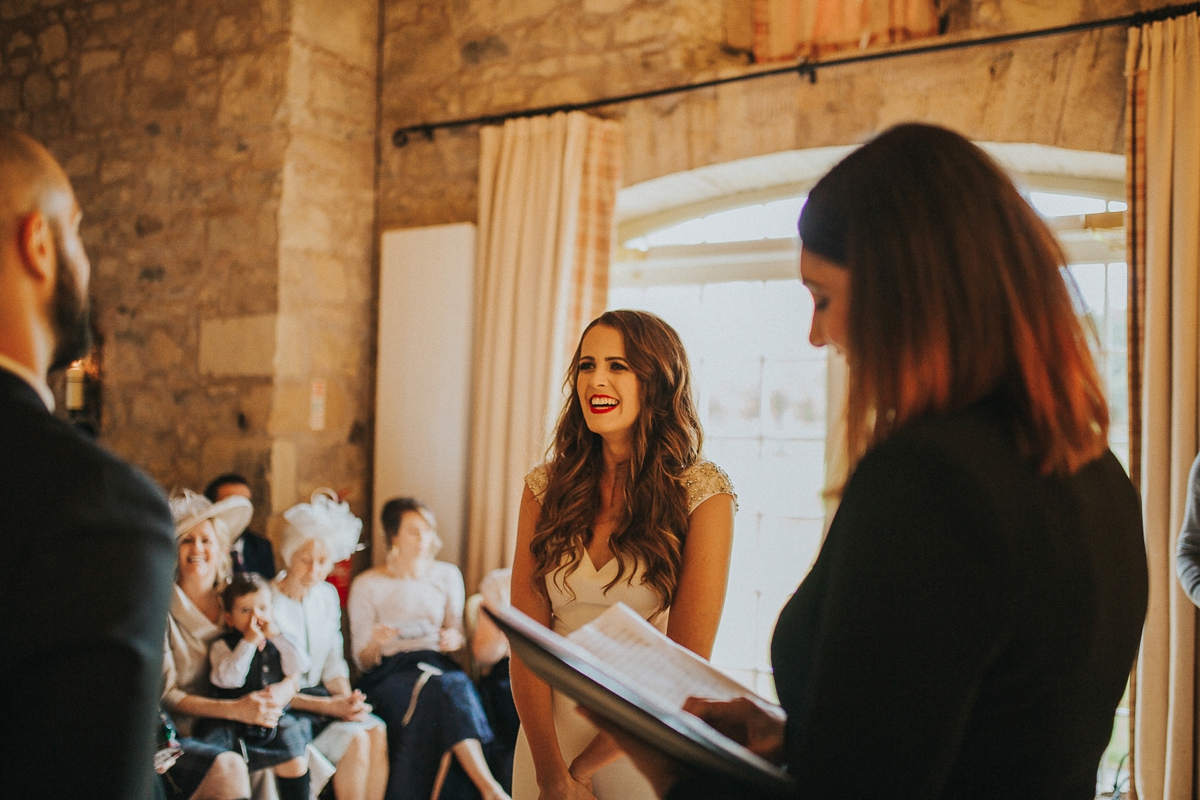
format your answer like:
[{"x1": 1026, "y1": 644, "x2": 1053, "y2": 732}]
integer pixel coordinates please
[
  {"x1": 473, "y1": 568, "x2": 518, "y2": 793},
  {"x1": 589, "y1": 123, "x2": 1149, "y2": 800},
  {"x1": 195, "y1": 572, "x2": 312, "y2": 800},
  {"x1": 274, "y1": 489, "x2": 390, "y2": 800},
  {"x1": 162, "y1": 490, "x2": 319, "y2": 800},
  {"x1": 157, "y1": 708, "x2": 252, "y2": 800},
  {"x1": 348, "y1": 497, "x2": 511, "y2": 800},
  {"x1": 205, "y1": 473, "x2": 277, "y2": 578}
]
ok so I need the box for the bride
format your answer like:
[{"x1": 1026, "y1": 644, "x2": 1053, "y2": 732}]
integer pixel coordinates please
[{"x1": 509, "y1": 310, "x2": 736, "y2": 800}]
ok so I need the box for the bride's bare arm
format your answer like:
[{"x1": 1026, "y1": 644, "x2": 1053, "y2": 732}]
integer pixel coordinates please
[
  {"x1": 510, "y1": 486, "x2": 596, "y2": 800},
  {"x1": 665, "y1": 493, "x2": 736, "y2": 658}
]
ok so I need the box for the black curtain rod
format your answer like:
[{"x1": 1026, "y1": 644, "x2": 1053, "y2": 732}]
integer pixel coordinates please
[{"x1": 392, "y1": 2, "x2": 1200, "y2": 147}]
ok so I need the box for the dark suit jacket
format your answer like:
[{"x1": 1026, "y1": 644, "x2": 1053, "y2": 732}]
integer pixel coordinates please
[
  {"x1": 238, "y1": 529, "x2": 277, "y2": 579},
  {"x1": 669, "y1": 394, "x2": 1148, "y2": 800},
  {"x1": 0, "y1": 368, "x2": 176, "y2": 799}
]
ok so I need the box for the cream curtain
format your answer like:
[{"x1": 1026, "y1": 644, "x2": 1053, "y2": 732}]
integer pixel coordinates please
[
  {"x1": 1129, "y1": 13, "x2": 1200, "y2": 800},
  {"x1": 464, "y1": 111, "x2": 622, "y2": 592},
  {"x1": 752, "y1": 0, "x2": 939, "y2": 62}
]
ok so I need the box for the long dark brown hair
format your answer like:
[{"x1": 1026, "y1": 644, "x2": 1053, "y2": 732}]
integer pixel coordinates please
[
  {"x1": 530, "y1": 310, "x2": 702, "y2": 615},
  {"x1": 798, "y1": 123, "x2": 1109, "y2": 486}
]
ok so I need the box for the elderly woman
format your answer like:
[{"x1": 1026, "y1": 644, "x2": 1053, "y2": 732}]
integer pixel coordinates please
[
  {"x1": 161, "y1": 490, "x2": 315, "y2": 800},
  {"x1": 349, "y1": 497, "x2": 511, "y2": 800},
  {"x1": 273, "y1": 489, "x2": 389, "y2": 800}
]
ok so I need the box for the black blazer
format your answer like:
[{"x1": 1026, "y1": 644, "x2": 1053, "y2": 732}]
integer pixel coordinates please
[
  {"x1": 238, "y1": 529, "x2": 277, "y2": 579},
  {"x1": 670, "y1": 395, "x2": 1148, "y2": 800},
  {"x1": 0, "y1": 368, "x2": 176, "y2": 799}
]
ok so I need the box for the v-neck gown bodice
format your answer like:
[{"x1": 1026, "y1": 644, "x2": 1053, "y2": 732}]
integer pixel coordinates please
[
  {"x1": 511, "y1": 461, "x2": 735, "y2": 800},
  {"x1": 546, "y1": 549, "x2": 668, "y2": 637}
]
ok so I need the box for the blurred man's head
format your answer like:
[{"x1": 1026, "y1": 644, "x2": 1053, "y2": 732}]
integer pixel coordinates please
[
  {"x1": 0, "y1": 127, "x2": 92, "y2": 378},
  {"x1": 204, "y1": 473, "x2": 253, "y2": 504}
]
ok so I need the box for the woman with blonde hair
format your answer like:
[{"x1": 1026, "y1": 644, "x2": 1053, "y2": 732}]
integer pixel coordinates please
[
  {"x1": 510, "y1": 310, "x2": 736, "y2": 800},
  {"x1": 161, "y1": 490, "x2": 313, "y2": 800},
  {"x1": 588, "y1": 124, "x2": 1149, "y2": 800}
]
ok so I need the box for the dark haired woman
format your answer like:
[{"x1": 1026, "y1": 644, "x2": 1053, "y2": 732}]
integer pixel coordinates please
[
  {"x1": 348, "y1": 498, "x2": 511, "y2": 800},
  {"x1": 510, "y1": 310, "x2": 737, "y2": 800},
  {"x1": 588, "y1": 123, "x2": 1149, "y2": 800}
]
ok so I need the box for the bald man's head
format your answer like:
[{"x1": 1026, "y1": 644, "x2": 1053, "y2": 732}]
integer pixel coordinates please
[
  {"x1": 0, "y1": 126, "x2": 91, "y2": 373},
  {"x1": 0, "y1": 127, "x2": 72, "y2": 224}
]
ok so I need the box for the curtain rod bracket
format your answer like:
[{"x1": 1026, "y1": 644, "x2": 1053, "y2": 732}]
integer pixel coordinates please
[
  {"x1": 797, "y1": 61, "x2": 818, "y2": 83},
  {"x1": 391, "y1": 126, "x2": 436, "y2": 147}
]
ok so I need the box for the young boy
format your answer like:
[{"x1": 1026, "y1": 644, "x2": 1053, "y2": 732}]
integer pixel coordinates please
[{"x1": 197, "y1": 573, "x2": 312, "y2": 800}]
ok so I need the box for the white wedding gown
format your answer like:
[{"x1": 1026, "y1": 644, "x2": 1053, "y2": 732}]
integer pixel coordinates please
[{"x1": 510, "y1": 461, "x2": 735, "y2": 800}]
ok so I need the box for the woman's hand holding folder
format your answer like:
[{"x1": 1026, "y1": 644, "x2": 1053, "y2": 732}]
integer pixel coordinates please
[{"x1": 681, "y1": 697, "x2": 786, "y2": 765}]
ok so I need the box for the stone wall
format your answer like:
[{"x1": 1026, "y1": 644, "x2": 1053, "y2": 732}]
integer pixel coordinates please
[
  {"x1": 0, "y1": 0, "x2": 379, "y2": 546},
  {"x1": 377, "y1": 0, "x2": 1173, "y2": 233},
  {"x1": 0, "y1": 0, "x2": 1182, "y2": 564}
]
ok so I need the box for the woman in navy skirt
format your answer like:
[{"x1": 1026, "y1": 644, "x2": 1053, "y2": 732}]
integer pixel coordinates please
[{"x1": 349, "y1": 497, "x2": 510, "y2": 800}]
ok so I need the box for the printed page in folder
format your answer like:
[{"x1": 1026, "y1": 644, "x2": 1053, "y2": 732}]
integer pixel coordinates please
[
  {"x1": 567, "y1": 603, "x2": 758, "y2": 709},
  {"x1": 483, "y1": 600, "x2": 793, "y2": 794}
]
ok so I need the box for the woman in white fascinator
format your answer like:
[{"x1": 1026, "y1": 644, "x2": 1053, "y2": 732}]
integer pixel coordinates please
[{"x1": 272, "y1": 489, "x2": 389, "y2": 800}]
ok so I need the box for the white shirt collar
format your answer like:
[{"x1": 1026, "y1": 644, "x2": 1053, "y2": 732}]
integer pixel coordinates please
[{"x1": 0, "y1": 353, "x2": 54, "y2": 412}]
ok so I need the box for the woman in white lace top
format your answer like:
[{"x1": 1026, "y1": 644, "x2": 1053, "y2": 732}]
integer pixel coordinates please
[{"x1": 509, "y1": 310, "x2": 736, "y2": 800}]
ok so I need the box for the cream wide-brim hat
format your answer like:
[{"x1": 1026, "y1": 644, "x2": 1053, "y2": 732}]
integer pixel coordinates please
[{"x1": 169, "y1": 489, "x2": 253, "y2": 546}]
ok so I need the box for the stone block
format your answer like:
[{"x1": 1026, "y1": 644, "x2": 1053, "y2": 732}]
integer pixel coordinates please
[
  {"x1": 616, "y1": 9, "x2": 666, "y2": 44},
  {"x1": 37, "y1": 23, "x2": 66, "y2": 63},
  {"x1": 22, "y1": 71, "x2": 53, "y2": 111},
  {"x1": 218, "y1": 52, "x2": 285, "y2": 127},
  {"x1": 74, "y1": 67, "x2": 124, "y2": 125},
  {"x1": 206, "y1": 214, "x2": 258, "y2": 253},
  {"x1": 7, "y1": 31, "x2": 33, "y2": 54},
  {"x1": 238, "y1": 382, "x2": 274, "y2": 434},
  {"x1": 0, "y1": 81, "x2": 18, "y2": 112},
  {"x1": 583, "y1": 0, "x2": 635, "y2": 14},
  {"x1": 273, "y1": 315, "x2": 312, "y2": 380},
  {"x1": 270, "y1": 438, "x2": 297, "y2": 514},
  {"x1": 173, "y1": 30, "x2": 198, "y2": 57},
  {"x1": 280, "y1": 248, "x2": 348, "y2": 305},
  {"x1": 468, "y1": 0, "x2": 556, "y2": 27},
  {"x1": 92, "y1": 3, "x2": 116, "y2": 21},
  {"x1": 213, "y1": 16, "x2": 244, "y2": 51},
  {"x1": 9, "y1": 56, "x2": 31, "y2": 77},
  {"x1": 80, "y1": 49, "x2": 120, "y2": 74},
  {"x1": 100, "y1": 158, "x2": 133, "y2": 182},
  {"x1": 278, "y1": 198, "x2": 332, "y2": 252},
  {"x1": 293, "y1": 0, "x2": 378, "y2": 72},
  {"x1": 148, "y1": 328, "x2": 186, "y2": 372},
  {"x1": 199, "y1": 314, "x2": 278, "y2": 377},
  {"x1": 267, "y1": 379, "x2": 311, "y2": 435},
  {"x1": 529, "y1": 74, "x2": 590, "y2": 106},
  {"x1": 63, "y1": 150, "x2": 97, "y2": 178},
  {"x1": 142, "y1": 50, "x2": 173, "y2": 80}
]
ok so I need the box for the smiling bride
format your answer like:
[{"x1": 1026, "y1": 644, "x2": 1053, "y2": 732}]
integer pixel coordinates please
[{"x1": 509, "y1": 310, "x2": 737, "y2": 800}]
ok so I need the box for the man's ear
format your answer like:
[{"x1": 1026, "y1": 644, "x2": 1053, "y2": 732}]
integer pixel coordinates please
[{"x1": 17, "y1": 210, "x2": 55, "y2": 284}]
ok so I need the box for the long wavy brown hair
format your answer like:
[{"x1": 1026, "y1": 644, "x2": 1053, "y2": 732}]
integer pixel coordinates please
[
  {"x1": 530, "y1": 310, "x2": 703, "y2": 616},
  {"x1": 798, "y1": 123, "x2": 1110, "y2": 490}
]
